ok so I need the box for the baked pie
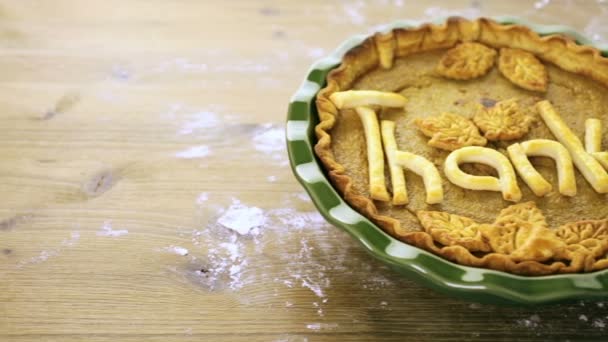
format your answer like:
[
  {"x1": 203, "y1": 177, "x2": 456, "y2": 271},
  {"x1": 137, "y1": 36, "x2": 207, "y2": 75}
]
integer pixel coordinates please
[{"x1": 314, "y1": 17, "x2": 608, "y2": 275}]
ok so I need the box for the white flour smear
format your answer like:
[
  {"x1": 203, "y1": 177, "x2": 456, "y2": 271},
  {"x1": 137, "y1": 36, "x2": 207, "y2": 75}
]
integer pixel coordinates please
[
  {"x1": 253, "y1": 124, "x2": 287, "y2": 165},
  {"x1": 183, "y1": 194, "x2": 399, "y2": 318},
  {"x1": 178, "y1": 111, "x2": 221, "y2": 135},
  {"x1": 16, "y1": 231, "x2": 80, "y2": 268},
  {"x1": 217, "y1": 199, "x2": 266, "y2": 235},
  {"x1": 343, "y1": 1, "x2": 366, "y2": 25},
  {"x1": 190, "y1": 229, "x2": 250, "y2": 291},
  {"x1": 422, "y1": 6, "x2": 482, "y2": 20},
  {"x1": 162, "y1": 103, "x2": 228, "y2": 136},
  {"x1": 183, "y1": 193, "x2": 608, "y2": 330},
  {"x1": 156, "y1": 58, "x2": 209, "y2": 73},
  {"x1": 306, "y1": 322, "x2": 339, "y2": 331},
  {"x1": 164, "y1": 245, "x2": 189, "y2": 256},
  {"x1": 97, "y1": 221, "x2": 128, "y2": 237},
  {"x1": 196, "y1": 192, "x2": 209, "y2": 204},
  {"x1": 175, "y1": 145, "x2": 211, "y2": 159}
]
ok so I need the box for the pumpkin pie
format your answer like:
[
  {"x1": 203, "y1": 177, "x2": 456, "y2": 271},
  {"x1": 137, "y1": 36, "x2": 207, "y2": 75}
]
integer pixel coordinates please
[{"x1": 314, "y1": 17, "x2": 608, "y2": 275}]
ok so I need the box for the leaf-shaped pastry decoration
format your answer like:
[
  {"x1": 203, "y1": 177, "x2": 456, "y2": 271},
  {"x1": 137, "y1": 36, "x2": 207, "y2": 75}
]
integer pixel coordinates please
[
  {"x1": 436, "y1": 42, "x2": 497, "y2": 80},
  {"x1": 555, "y1": 220, "x2": 608, "y2": 259},
  {"x1": 415, "y1": 113, "x2": 487, "y2": 151},
  {"x1": 479, "y1": 202, "x2": 563, "y2": 262},
  {"x1": 493, "y1": 201, "x2": 548, "y2": 229},
  {"x1": 498, "y1": 48, "x2": 548, "y2": 92},
  {"x1": 473, "y1": 98, "x2": 533, "y2": 141},
  {"x1": 417, "y1": 211, "x2": 492, "y2": 252}
]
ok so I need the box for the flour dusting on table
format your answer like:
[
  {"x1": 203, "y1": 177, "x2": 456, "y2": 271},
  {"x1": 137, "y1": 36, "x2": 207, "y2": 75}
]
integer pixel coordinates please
[
  {"x1": 178, "y1": 110, "x2": 221, "y2": 135},
  {"x1": 97, "y1": 221, "x2": 128, "y2": 237},
  {"x1": 175, "y1": 145, "x2": 211, "y2": 159},
  {"x1": 164, "y1": 245, "x2": 189, "y2": 256},
  {"x1": 16, "y1": 231, "x2": 80, "y2": 268},
  {"x1": 253, "y1": 124, "x2": 287, "y2": 164},
  {"x1": 217, "y1": 199, "x2": 266, "y2": 235},
  {"x1": 196, "y1": 192, "x2": 209, "y2": 204}
]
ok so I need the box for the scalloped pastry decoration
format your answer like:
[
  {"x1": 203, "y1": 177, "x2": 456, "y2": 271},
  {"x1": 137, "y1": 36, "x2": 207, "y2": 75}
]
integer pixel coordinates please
[
  {"x1": 415, "y1": 113, "x2": 487, "y2": 151},
  {"x1": 417, "y1": 211, "x2": 492, "y2": 252},
  {"x1": 498, "y1": 48, "x2": 548, "y2": 92},
  {"x1": 436, "y1": 42, "x2": 497, "y2": 80},
  {"x1": 473, "y1": 98, "x2": 532, "y2": 141}
]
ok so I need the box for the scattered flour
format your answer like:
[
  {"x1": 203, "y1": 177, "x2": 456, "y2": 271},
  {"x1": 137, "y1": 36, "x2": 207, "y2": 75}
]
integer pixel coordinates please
[
  {"x1": 307, "y1": 47, "x2": 326, "y2": 59},
  {"x1": 269, "y1": 208, "x2": 326, "y2": 230},
  {"x1": 156, "y1": 58, "x2": 209, "y2": 73},
  {"x1": 16, "y1": 231, "x2": 80, "y2": 268},
  {"x1": 516, "y1": 314, "x2": 541, "y2": 329},
  {"x1": 592, "y1": 319, "x2": 606, "y2": 329},
  {"x1": 267, "y1": 175, "x2": 278, "y2": 182},
  {"x1": 342, "y1": 0, "x2": 366, "y2": 25},
  {"x1": 110, "y1": 65, "x2": 132, "y2": 81},
  {"x1": 165, "y1": 245, "x2": 189, "y2": 256},
  {"x1": 585, "y1": 15, "x2": 608, "y2": 45},
  {"x1": 96, "y1": 221, "x2": 128, "y2": 237},
  {"x1": 178, "y1": 111, "x2": 221, "y2": 135},
  {"x1": 175, "y1": 145, "x2": 211, "y2": 159},
  {"x1": 196, "y1": 192, "x2": 209, "y2": 204},
  {"x1": 534, "y1": 0, "x2": 551, "y2": 9},
  {"x1": 253, "y1": 124, "x2": 287, "y2": 163},
  {"x1": 306, "y1": 323, "x2": 339, "y2": 331},
  {"x1": 217, "y1": 199, "x2": 266, "y2": 235},
  {"x1": 295, "y1": 192, "x2": 312, "y2": 202},
  {"x1": 213, "y1": 62, "x2": 270, "y2": 73},
  {"x1": 193, "y1": 233, "x2": 249, "y2": 291},
  {"x1": 423, "y1": 6, "x2": 481, "y2": 20}
]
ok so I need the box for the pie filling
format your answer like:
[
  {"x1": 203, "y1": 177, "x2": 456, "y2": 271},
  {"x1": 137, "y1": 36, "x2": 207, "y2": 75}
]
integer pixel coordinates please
[{"x1": 315, "y1": 18, "x2": 608, "y2": 275}]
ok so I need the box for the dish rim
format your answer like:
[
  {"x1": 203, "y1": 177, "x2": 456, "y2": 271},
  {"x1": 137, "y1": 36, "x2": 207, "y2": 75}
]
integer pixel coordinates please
[{"x1": 286, "y1": 16, "x2": 608, "y2": 305}]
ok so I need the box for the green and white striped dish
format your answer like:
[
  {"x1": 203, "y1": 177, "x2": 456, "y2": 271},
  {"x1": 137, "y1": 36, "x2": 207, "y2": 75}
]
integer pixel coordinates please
[{"x1": 286, "y1": 17, "x2": 608, "y2": 305}]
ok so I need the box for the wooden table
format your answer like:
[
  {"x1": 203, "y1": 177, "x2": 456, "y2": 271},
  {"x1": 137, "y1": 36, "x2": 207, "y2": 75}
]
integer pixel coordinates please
[{"x1": 2, "y1": 1, "x2": 608, "y2": 341}]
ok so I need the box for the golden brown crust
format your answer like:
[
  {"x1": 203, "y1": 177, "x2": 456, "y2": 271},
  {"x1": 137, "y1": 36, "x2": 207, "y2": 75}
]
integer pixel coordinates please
[
  {"x1": 436, "y1": 42, "x2": 497, "y2": 80},
  {"x1": 473, "y1": 98, "x2": 532, "y2": 141},
  {"x1": 556, "y1": 220, "x2": 608, "y2": 272},
  {"x1": 313, "y1": 17, "x2": 608, "y2": 275},
  {"x1": 417, "y1": 211, "x2": 492, "y2": 252},
  {"x1": 415, "y1": 112, "x2": 487, "y2": 151},
  {"x1": 498, "y1": 48, "x2": 548, "y2": 91}
]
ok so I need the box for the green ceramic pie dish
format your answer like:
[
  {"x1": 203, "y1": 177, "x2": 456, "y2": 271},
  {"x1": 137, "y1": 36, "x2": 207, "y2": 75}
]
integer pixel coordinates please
[{"x1": 286, "y1": 16, "x2": 608, "y2": 305}]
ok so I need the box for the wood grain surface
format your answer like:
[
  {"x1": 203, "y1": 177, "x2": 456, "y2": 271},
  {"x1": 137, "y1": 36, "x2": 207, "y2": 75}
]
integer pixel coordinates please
[{"x1": 2, "y1": 0, "x2": 608, "y2": 341}]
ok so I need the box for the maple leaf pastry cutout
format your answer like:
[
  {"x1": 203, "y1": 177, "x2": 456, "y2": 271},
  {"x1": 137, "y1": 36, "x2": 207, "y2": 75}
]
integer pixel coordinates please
[
  {"x1": 417, "y1": 202, "x2": 576, "y2": 263},
  {"x1": 415, "y1": 112, "x2": 487, "y2": 151},
  {"x1": 473, "y1": 98, "x2": 533, "y2": 141},
  {"x1": 555, "y1": 220, "x2": 608, "y2": 271},
  {"x1": 436, "y1": 42, "x2": 497, "y2": 80}
]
